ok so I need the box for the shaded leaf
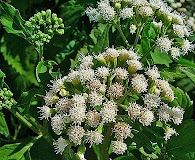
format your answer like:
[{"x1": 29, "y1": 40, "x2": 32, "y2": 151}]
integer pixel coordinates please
[
  {"x1": 180, "y1": 67, "x2": 195, "y2": 84},
  {"x1": 63, "y1": 146, "x2": 80, "y2": 160},
  {"x1": 91, "y1": 24, "x2": 111, "y2": 53},
  {"x1": 0, "y1": 112, "x2": 10, "y2": 137},
  {"x1": 167, "y1": 120, "x2": 195, "y2": 160},
  {"x1": 0, "y1": 1, "x2": 26, "y2": 38}
]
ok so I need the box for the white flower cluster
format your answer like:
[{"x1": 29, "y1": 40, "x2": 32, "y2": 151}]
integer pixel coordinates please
[
  {"x1": 38, "y1": 47, "x2": 184, "y2": 155},
  {"x1": 86, "y1": 0, "x2": 194, "y2": 59}
]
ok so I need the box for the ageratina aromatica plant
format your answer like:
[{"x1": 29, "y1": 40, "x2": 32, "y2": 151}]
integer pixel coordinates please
[
  {"x1": 38, "y1": 47, "x2": 185, "y2": 159},
  {"x1": 0, "y1": 0, "x2": 194, "y2": 160}
]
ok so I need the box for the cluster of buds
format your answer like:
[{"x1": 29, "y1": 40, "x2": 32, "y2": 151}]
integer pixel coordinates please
[
  {"x1": 0, "y1": 88, "x2": 16, "y2": 109},
  {"x1": 86, "y1": 0, "x2": 194, "y2": 59},
  {"x1": 24, "y1": 9, "x2": 64, "y2": 48},
  {"x1": 38, "y1": 47, "x2": 184, "y2": 155}
]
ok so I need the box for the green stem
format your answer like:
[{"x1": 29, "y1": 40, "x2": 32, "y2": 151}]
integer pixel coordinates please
[
  {"x1": 100, "y1": 125, "x2": 112, "y2": 160},
  {"x1": 114, "y1": 22, "x2": 131, "y2": 48},
  {"x1": 140, "y1": 44, "x2": 156, "y2": 61},
  {"x1": 5, "y1": 107, "x2": 41, "y2": 135},
  {"x1": 133, "y1": 23, "x2": 144, "y2": 48}
]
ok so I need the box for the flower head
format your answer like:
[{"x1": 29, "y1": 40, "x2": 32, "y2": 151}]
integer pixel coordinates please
[
  {"x1": 53, "y1": 136, "x2": 68, "y2": 154},
  {"x1": 112, "y1": 140, "x2": 127, "y2": 155}
]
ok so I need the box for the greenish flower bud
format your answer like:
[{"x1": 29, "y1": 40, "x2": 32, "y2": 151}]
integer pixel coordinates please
[
  {"x1": 4, "y1": 90, "x2": 13, "y2": 97},
  {"x1": 46, "y1": 9, "x2": 51, "y2": 18},
  {"x1": 57, "y1": 29, "x2": 64, "y2": 35},
  {"x1": 58, "y1": 18, "x2": 63, "y2": 24},
  {"x1": 41, "y1": 11, "x2": 46, "y2": 16},
  {"x1": 60, "y1": 23, "x2": 64, "y2": 28},
  {"x1": 39, "y1": 19, "x2": 45, "y2": 25},
  {"x1": 46, "y1": 18, "x2": 51, "y2": 24}
]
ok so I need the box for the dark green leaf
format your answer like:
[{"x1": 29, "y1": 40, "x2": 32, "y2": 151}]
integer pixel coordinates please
[
  {"x1": 0, "y1": 112, "x2": 10, "y2": 137},
  {"x1": 1, "y1": 34, "x2": 38, "y2": 86},
  {"x1": 91, "y1": 24, "x2": 111, "y2": 53},
  {"x1": 0, "y1": 136, "x2": 39, "y2": 160},
  {"x1": 133, "y1": 132, "x2": 154, "y2": 153},
  {"x1": 180, "y1": 67, "x2": 195, "y2": 84},
  {"x1": 63, "y1": 146, "x2": 80, "y2": 160},
  {"x1": 0, "y1": 1, "x2": 26, "y2": 38},
  {"x1": 170, "y1": 87, "x2": 193, "y2": 119},
  {"x1": 167, "y1": 120, "x2": 195, "y2": 159},
  {"x1": 30, "y1": 137, "x2": 61, "y2": 160},
  {"x1": 151, "y1": 48, "x2": 172, "y2": 67}
]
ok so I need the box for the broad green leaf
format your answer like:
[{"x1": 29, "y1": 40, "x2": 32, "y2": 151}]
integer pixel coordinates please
[
  {"x1": 160, "y1": 66, "x2": 186, "y2": 82},
  {"x1": 1, "y1": 34, "x2": 38, "y2": 86},
  {"x1": 0, "y1": 1, "x2": 26, "y2": 38},
  {"x1": 0, "y1": 136, "x2": 40, "y2": 160},
  {"x1": 63, "y1": 146, "x2": 80, "y2": 160},
  {"x1": 0, "y1": 112, "x2": 10, "y2": 137},
  {"x1": 91, "y1": 24, "x2": 111, "y2": 53},
  {"x1": 170, "y1": 87, "x2": 193, "y2": 119},
  {"x1": 151, "y1": 48, "x2": 172, "y2": 67},
  {"x1": 176, "y1": 58, "x2": 195, "y2": 68},
  {"x1": 133, "y1": 132, "x2": 154, "y2": 153},
  {"x1": 142, "y1": 23, "x2": 156, "y2": 39},
  {"x1": 92, "y1": 144, "x2": 101, "y2": 160},
  {"x1": 180, "y1": 67, "x2": 195, "y2": 84},
  {"x1": 166, "y1": 120, "x2": 195, "y2": 159},
  {"x1": 141, "y1": 38, "x2": 150, "y2": 53}
]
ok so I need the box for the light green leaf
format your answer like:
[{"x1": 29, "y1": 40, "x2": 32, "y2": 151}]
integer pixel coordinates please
[
  {"x1": 167, "y1": 120, "x2": 195, "y2": 160},
  {"x1": 151, "y1": 48, "x2": 172, "y2": 67},
  {"x1": 180, "y1": 67, "x2": 195, "y2": 84},
  {"x1": 0, "y1": 1, "x2": 26, "y2": 38},
  {"x1": 0, "y1": 112, "x2": 10, "y2": 137}
]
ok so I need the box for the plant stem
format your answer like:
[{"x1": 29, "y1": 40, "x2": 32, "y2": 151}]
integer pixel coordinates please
[
  {"x1": 5, "y1": 107, "x2": 41, "y2": 135},
  {"x1": 140, "y1": 44, "x2": 156, "y2": 61},
  {"x1": 133, "y1": 23, "x2": 144, "y2": 48},
  {"x1": 100, "y1": 125, "x2": 112, "y2": 160},
  {"x1": 114, "y1": 22, "x2": 131, "y2": 48}
]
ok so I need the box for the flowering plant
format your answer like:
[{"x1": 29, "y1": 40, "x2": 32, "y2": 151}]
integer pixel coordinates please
[{"x1": 0, "y1": 0, "x2": 195, "y2": 160}]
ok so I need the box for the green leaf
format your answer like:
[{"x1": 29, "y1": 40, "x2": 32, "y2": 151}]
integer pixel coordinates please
[
  {"x1": 91, "y1": 24, "x2": 111, "y2": 53},
  {"x1": 63, "y1": 146, "x2": 80, "y2": 160},
  {"x1": 151, "y1": 48, "x2": 172, "y2": 67},
  {"x1": 0, "y1": 136, "x2": 40, "y2": 160},
  {"x1": 166, "y1": 120, "x2": 195, "y2": 160},
  {"x1": 0, "y1": 112, "x2": 10, "y2": 137},
  {"x1": 142, "y1": 23, "x2": 156, "y2": 39},
  {"x1": 170, "y1": 87, "x2": 193, "y2": 119},
  {"x1": 180, "y1": 67, "x2": 195, "y2": 84},
  {"x1": 133, "y1": 132, "x2": 154, "y2": 153},
  {"x1": 1, "y1": 34, "x2": 39, "y2": 86},
  {"x1": 141, "y1": 38, "x2": 150, "y2": 53},
  {"x1": 30, "y1": 137, "x2": 61, "y2": 160},
  {"x1": 36, "y1": 60, "x2": 57, "y2": 84},
  {"x1": 175, "y1": 58, "x2": 195, "y2": 68},
  {"x1": 0, "y1": 1, "x2": 26, "y2": 38},
  {"x1": 0, "y1": 70, "x2": 6, "y2": 88}
]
